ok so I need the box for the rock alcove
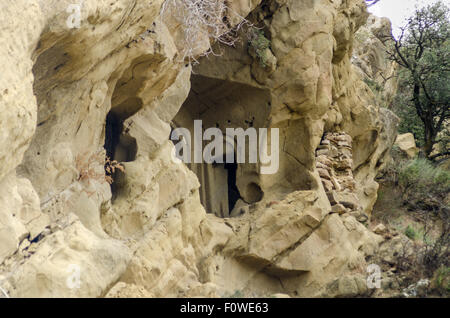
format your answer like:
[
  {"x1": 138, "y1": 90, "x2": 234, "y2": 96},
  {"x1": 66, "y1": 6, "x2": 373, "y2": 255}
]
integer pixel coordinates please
[{"x1": 172, "y1": 74, "x2": 270, "y2": 217}]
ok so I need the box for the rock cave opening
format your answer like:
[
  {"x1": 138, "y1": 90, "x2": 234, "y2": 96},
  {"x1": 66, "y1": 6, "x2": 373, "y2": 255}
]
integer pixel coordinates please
[
  {"x1": 224, "y1": 161, "x2": 241, "y2": 214},
  {"x1": 104, "y1": 106, "x2": 138, "y2": 163},
  {"x1": 188, "y1": 158, "x2": 242, "y2": 218},
  {"x1": 172, "y1": 74, "x2": 271, "y2": 218},
  {"x1": 104, "y1": 97, "x2": 141, "y2": 199}
]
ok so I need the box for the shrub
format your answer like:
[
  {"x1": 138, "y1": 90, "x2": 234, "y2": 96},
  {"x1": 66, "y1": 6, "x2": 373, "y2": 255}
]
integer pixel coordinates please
[
  {"x1": 422, "y1": 219, "x2": 450, "y2": 275},
  {"x1": 405, "y1": 225, "x2": 418, "y2": 240},
  {"x1": 161, "y1": 0, "x2": 250, "y2": 63},
  {"x1": 389, "y1": 223, "x2": 449, "y2": 292},
  {"x1": 248, "y1": 29, "x2": 271, "y2": 67},
  {"x1": 432, "y1": 266, "x2": 450, "y2": 295},
  {"x1": 76, "y1": 150, "x2": 124, "y2": 185},
  {"x1": 364, "y1": 78, "x2": 383, "y2": 94},
  {"x1": 392, "y1": 158, "x2": 450, "y2": 285},
  {"x1": 398, "y1": 158, "x2": 450, "y2": 210}
]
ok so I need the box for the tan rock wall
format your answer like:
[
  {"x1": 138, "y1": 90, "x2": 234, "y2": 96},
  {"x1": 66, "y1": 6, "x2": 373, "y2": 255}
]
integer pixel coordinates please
[
  {"x1": 0, "y1": 0, "x2": 398, "y2": 298},
  {"x1": 353, "y1": 14, "x2": 399, "y2": 108}
]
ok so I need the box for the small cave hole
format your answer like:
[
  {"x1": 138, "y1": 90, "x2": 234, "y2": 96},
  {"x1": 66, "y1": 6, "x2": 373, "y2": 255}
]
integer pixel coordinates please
[
  {"x1": 104, "y1": 111, "x2": 137, "y2": 162},
  {"x1": 245, "y1": 182, "x2": 264, "y2": 203},
  {"x1": 103, "y1": 107, "x2": 139, "y2": 200}
]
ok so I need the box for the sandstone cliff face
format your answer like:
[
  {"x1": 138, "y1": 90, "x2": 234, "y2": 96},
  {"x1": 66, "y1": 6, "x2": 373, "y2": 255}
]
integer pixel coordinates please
[
  {"x1": 0, "y1": 0, "x2": 398, "y2": 297},
  {"x1": 353, "y1": 14, "x2": 398, "y2": 108}
]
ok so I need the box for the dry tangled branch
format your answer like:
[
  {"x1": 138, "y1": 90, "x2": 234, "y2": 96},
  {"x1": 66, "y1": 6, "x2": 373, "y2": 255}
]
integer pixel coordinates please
[
  {"x1": 75, "y1": 150, "x2": 124, "y2": 185},
  {"x1": 161, "y1": 0, "x2": 251, "y2": 63},
  {"x1": 105, "y1": 156, "x2": 125, "y2": 185},
  {"x1": 76, "y1": 150, "x2": 105, "y2": 183}
]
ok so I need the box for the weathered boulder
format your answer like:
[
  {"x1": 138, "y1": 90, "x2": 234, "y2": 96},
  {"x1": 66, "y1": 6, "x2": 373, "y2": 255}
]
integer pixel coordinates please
[{"x1": 395, "y1": 133, "x2": 419, "y2": 159}]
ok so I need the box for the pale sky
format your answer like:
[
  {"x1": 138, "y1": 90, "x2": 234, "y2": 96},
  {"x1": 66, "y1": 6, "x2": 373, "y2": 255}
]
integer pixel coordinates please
[{"x1": 368, "y1": 0, "x2": 447, "y2": 37}]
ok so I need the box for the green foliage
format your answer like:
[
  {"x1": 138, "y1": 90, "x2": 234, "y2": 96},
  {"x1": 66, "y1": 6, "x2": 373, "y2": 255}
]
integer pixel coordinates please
[
  {"x1": 433, "y1": 266, "x2": 450, "y2": 294},
  {"x1": 364, "y1": 78, "x2": 383, "y2": 94},
  {"x1": 399, "y1": 159, "x2": 450, "y2": 194},
  {"x1": 405, "y1": 225, "x2": 418, "y2": 240},
  {"x1": 392, "y1": 70, "x2": 425, "y2": 147},
  {"x1": 387, "y1": 1, "x2": 450, "y2": 156},
  {"x1": 249, "y1": 29, "x2": 271, "y2": 67},
  {"x1": 395, "y1": 106, "x2": 425, "y2": 147},
  {"x1": 398, "y1": 158, "x2": 450, "y2": 211},
  {"x1": 403, "y1": 224, "x2": 434, "y2": 243}
]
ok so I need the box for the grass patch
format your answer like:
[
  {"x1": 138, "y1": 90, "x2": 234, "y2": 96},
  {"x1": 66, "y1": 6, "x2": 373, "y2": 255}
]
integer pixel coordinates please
[
  {"x1": 403, "y1": 224, "x2": 435, "y2": 243},
  {"x1": 405, "y1": 225, "x2": 418, "y2": 240},
  {"x1": 432, "y1": 266, "x2": 450, "y2": 295},
  {"x1": 399, "y1": 159, "x2": 450, "y2": 193},
  {"x1": 398, "y1": 158, "x2": 450, "y2": 210}
]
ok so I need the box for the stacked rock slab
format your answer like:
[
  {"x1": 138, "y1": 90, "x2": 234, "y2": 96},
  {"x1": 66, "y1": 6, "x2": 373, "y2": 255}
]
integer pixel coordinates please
[{"x1": 316, "y1": 133, "x2": 369, "y2": 223}]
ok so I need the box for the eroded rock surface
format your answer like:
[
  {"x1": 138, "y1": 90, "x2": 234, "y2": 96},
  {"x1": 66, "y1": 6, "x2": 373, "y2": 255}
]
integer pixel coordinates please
[
  {"x1": 353, "y1": 14, "x2": 399, "y2": 108},
  {"x1": 0, "y1": 0, "x2": 398, "y2": 297},
  {"x1": 395, "y1": 133, "x2": 419, "y2": 159}
]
